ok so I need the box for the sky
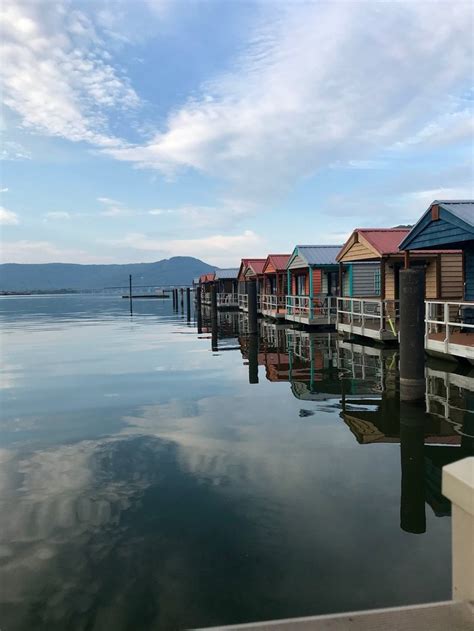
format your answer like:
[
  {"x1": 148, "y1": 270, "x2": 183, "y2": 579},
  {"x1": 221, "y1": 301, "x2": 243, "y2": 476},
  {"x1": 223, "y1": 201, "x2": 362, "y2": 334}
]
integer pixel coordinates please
[{"x1": 1, "y1": 0, "x2": 473, "y2": 267}]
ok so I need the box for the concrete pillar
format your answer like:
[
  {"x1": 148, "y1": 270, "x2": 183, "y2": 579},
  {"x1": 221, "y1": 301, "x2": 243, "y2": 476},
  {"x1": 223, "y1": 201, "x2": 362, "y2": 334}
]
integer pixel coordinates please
[
  {"x1": 400, "y1": 401, "x2": 426, "y2": 534},
  {"x1": 442, "y1": 457, "x2": 474, "y2": 602},
  {"x1": 247, "y1": 279, "x2": 258, "y2": 335},
  {"x1": 248, "y1": 333, "x2": 259, "y2": 384},
  {"x1": 186, "y1": 287, "x2": 191, "y2": 321},
  {"x1": 399, "y1": 268, "x2": 425, "y2": 401}
]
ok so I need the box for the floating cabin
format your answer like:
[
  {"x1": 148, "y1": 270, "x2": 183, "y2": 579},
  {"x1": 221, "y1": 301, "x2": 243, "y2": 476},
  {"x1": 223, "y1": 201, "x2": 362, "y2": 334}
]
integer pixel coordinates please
[
  {"x1": 259, "y1": 254, "x2": 291, "y2": 319},
  {"x1": 199, "y1": 272, "x2": 216, "y2": 306},
  {"x1": 399, "y1": 200, "x2": 474, "y2": 363},
  {"x1": 285, "y1": 245, "x2": 343, "y2": 326},
  {"x1": 237, "y1": 258, "x2": 266, "y2": 311},
  {"x1": 336, "y1": 227, "x2": 464, "y2": 342},
  {"x1": 213, "y1": 268, "x2": 239, "y2": 309}
]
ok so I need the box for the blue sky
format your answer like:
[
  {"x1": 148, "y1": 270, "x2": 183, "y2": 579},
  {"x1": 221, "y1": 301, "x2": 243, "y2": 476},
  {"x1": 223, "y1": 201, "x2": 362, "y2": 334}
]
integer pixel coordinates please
[{"x1": 1, "y1": 0, "x2": 473, "y2": 266}]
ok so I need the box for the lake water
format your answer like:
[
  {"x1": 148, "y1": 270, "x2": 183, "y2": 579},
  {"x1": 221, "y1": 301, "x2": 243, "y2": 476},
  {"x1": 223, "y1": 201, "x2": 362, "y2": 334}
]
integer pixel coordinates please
[{"x1": 0, "y1": 295, "x2": 472, "y2": 630}]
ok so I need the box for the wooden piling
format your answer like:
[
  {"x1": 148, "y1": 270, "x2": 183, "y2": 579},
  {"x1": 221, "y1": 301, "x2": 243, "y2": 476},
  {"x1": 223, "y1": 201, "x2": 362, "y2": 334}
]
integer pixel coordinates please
[{"x1": 186, "y1": 287, "x2": 191, "y2": 321}]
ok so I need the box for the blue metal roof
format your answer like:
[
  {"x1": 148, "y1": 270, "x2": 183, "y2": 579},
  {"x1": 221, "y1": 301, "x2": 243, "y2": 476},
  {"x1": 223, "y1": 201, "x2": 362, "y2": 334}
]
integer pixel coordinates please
[
  {"x1": 439, "y1": 201, "x2": 474, "y2": 227},
  {"x1": 293, "y1": 245, "x2": 343, "y2": 266},
  {"x1": 214, "y1": 268, "x2": 239, "y2": 279},
  {"x1": 400, "y1": 200, "x2": 474, "y2": 250}
]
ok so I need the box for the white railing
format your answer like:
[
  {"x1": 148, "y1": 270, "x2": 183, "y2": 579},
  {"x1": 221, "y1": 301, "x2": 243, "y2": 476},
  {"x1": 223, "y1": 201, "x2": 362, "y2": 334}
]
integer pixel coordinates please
[
  {"x1": 425, "y1": 301, "x2": 474, "y2": 357},
  {"x1": 286, "y1": 295, "x2": 337, "y2": 323},
  {"x1": 336, "y1": 297, "x2": 399, "y2": 337},
  {"x1": 259, "y1": 294, "x2": 286, "y2": 312},
  {"x1": 217, "y1": 292, "x2": 238, "y2": 306},
  {"x1": 238, "y1": 293, "x2": 248, "y2": 310}
]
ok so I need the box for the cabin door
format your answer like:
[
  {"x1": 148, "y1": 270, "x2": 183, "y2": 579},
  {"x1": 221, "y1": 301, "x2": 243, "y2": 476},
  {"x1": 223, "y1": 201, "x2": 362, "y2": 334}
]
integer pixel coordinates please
[
  {"x1": 296, "y1": 274, "x2": 306, "y2": 296},
  {"x1": 327, "y1": 271, "x2": 339, "y2": 296}
]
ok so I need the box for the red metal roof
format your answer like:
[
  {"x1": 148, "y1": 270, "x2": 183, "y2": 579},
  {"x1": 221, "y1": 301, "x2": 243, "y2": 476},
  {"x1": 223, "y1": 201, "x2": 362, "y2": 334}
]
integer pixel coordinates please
[
  {"x1": 200, "y1": 272, "x2": 215, "y2": 283},
  {"x1": 358, "y1": 229, "x2": 410, "y2": 255},
  {"x1": 246, "y1": 258, "x2": 266, "y2": 275},
  {"x1": 263, "y1": 254, "x2": 291, "y2": 273}
]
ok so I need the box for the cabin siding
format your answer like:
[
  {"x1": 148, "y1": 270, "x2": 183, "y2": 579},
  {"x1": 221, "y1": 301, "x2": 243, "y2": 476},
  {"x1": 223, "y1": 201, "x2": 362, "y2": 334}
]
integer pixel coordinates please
[
  {"x1": 440, "y1": 253, "x2": 464, "y2": 299},
  {"x1": 341, "y1": 241, "x2": 377, "y2": 262},
  {"x1": 288, "y1": 253, "x2": 308, "y2": 270},
  {"x1": 343, "y1": 268, "x2": 351, "y2": 296},
  {"x1": 425, "y1": 260, "x2": 437, "y2": 299},
  {"x1": 352, "y1": 263, "x2": 381, "y2": 297},
  {"x1": 312, "y1": 268, "x2": 322, "y2": 295},
  {"x1": 465, "y1": 245, "x2": 474, "y2": 301}
]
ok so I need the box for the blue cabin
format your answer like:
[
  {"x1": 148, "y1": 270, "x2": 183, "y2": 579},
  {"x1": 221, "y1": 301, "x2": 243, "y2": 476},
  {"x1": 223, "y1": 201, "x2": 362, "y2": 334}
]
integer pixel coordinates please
[
  {"x1": 400, "y1": 200, "x2": 474, "y2": 363},
  {"x1": 400, "y1": 200, "x2": 474, "y2": 300}
]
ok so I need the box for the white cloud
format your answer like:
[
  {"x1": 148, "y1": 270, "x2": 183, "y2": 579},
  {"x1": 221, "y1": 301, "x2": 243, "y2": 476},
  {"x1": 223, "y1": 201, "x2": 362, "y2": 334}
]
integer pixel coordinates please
[
  {"x1": 101, "y1": 230, "x2": 264, "y2": 266},
  {"x1": 0, "y1": 206, "x2": 19, "y2": 225},
  {"x1": 0, "y1": 140, "x2": 32, "y2": 161},
  {"x1": 0, "y1": 0, "x2": 139, "y2": 147},
  {"x1": 43, "y1": 211, "x2": 71, "y2": 221},
  {"x1": 0, "y1": 239, "x2": 114, "y2": 264},
  {"x1": 104, "y1": 2, "x2": 473, "y2": 201},
  {"x1": 97, "y1": 196, "x2": 132, "y2": 216},
  {"x1": 0, "y1": 188, "x2": 8, "y2": 193}
]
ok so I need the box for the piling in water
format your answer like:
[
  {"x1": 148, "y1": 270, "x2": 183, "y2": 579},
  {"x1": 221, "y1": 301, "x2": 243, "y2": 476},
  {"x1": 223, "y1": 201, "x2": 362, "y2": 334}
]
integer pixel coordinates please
[
  {"x1": 247, "y1": 280, "x2": 258, "y2": 335},
  {"x1": 399, "y1": 268, "x2": 425, "y2": 401}
]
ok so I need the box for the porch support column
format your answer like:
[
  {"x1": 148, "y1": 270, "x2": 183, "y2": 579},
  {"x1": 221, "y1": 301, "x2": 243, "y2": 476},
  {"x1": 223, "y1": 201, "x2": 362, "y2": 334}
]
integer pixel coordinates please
[
  {"x1": 287, "y1": 269, "x2": 291, "y2": 314},
  {"x1": 309, "y1": 267, "x2": 313, "y2": 320},
  {"x1": 338, "y1": 262, "x2": 343, "y2": 296},
  {"x1": 399, "y1": 268, "x2": 425, "y2": 401}
]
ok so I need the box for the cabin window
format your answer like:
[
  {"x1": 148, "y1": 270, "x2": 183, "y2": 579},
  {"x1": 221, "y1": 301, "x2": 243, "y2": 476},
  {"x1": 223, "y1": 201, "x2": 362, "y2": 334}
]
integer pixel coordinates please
[{"x1": 374, "y1": 268, "x2": 381, "y2": 295}]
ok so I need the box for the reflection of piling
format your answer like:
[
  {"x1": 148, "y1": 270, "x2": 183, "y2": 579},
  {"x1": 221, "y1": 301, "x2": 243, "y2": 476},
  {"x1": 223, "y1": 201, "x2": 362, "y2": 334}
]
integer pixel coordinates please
[
  {"x1": 400, "y1": 400, "x2": 426, "y2": 534},
  {"x1": 248, "y1": 333, "x2": 259, "y2": 384},
  {"x1": 210, "y1": 285, "x2": 218, "y2": 351},
  {"x1": 247, "y1": 279, "x2": 258, "y2": 335},
  {"x1": 186, "y1": 287, "x2": 191, "y2": 321},
  {"x1": 400, "y1": 269, "x2": 425, "y2": 401}
]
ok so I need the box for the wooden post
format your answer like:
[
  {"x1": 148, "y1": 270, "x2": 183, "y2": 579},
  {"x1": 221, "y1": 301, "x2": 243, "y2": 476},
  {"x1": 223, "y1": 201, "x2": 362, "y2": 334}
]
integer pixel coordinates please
[
  {"x1": 180, "y1": 288, "x2": 184, "y2": 311},
  {"x1": 211, "y1": 284, "x2": 218, "y2": 320},
  {"x1": 129, "y1": 274, "x2": 133, "y2": 316},
  {"x1": 338, "y1": 262, "x2": 343, "y2": 296},
  {"x1": 186, "y1": 287, "x2": 191, "y2": 321}
]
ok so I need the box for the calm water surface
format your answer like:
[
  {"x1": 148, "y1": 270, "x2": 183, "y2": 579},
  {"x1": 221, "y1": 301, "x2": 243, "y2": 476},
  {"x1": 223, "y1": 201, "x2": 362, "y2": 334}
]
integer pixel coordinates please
[{"x1": 0, "y1": 295, "x2": 472, "y2": 630}]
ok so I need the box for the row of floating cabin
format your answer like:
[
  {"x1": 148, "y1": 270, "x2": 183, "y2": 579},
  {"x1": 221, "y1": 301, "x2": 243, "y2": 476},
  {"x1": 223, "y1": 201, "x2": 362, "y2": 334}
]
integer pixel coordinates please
[{"x1": 197, "y1": 199, "x2": 473, "y2": 362}]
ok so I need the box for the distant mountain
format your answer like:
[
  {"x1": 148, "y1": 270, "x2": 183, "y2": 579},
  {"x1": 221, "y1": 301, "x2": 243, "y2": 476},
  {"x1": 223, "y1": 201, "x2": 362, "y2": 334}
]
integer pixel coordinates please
[{"x1": 0, "y1": 257, "x2": 215, "y2": 292}]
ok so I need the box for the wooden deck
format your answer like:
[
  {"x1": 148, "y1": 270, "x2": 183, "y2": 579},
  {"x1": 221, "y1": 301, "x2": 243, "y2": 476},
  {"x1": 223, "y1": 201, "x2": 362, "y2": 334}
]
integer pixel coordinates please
[{"x1": 195, "y1": 601, "x2": 472, "y2": 631}]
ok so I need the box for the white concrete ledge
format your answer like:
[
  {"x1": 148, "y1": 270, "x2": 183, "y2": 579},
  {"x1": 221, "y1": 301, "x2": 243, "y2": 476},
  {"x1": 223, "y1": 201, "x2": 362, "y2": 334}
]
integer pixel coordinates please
[
  {"x1": 193, "y1": 601, "x2": 473, "y2": 631},
  {"x1": 442, "y1": 457, "x2": 474, "y2": 602}
]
